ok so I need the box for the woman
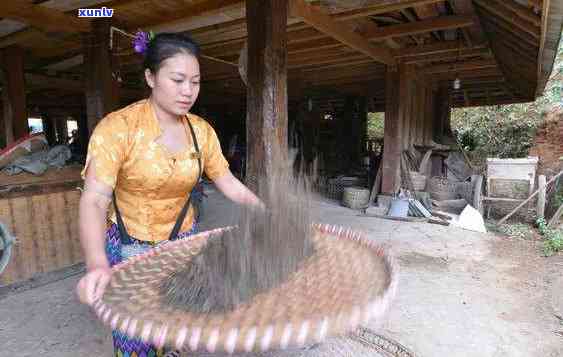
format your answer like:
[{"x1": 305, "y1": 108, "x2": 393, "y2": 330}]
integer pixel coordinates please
[{"x1": 75, "y1": 33, "x2": 262, "y2": 356}]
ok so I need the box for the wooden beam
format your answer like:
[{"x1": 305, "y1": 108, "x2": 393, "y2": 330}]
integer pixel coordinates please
[
  {"x1": 43, "y1": 54, "x2": 84, "y2": 72},
  {"x1": 0, "y1": 2, "x2": 90, "y2": 33},
  {"x1": 354, "y1": 18, "x2": 401, "y2": 49},
  {"x1": 1, "y1": 46, "x2": 28, "y2": 144},
  {"x1": 333, "y1": 0, "x2": 445, "y2": 21},
  {"x1": 289, "y1": 54, "x2": 369, "y2": 69},
  {"x1": 400, "y1": 9, "x2": 425, "y2": 45},
  {"x1": 303, "y1": 74, "x2": 385, "y2": 87},
  {"x1": 146, "y1": 0, "x2": 244, "y2": 32},
  {"x1": 0, "y1": 28, "x2": 42, "y2": 48},
  {"x1": 299, "y1": 58, "x2": 377, "y2": 71},
  {"x1": 428, "y1": 67, "x2": 503, "y2": 80},
  {"x1": 536, "y1": 0, "x2": 563, "y2": 96},
  {"x1": 451, "y1": 97, "x2": 531, "y2": 107},
  {"x1": 25, "y1": 73, "x2": 83, "y2": 92},
  {"x1": 448, "y1": 0, "x2": 485, "y2": 46},
  {"x1": 478, "y1": 12, "x2": 539, "y2": 48},
  {"x1": 421, "y1": 59, "x2": 498, "y2": 74},
  {"x1": 414, "y1": 2, "x2": 442, "y2": 41},
  {"x1": 83, "y1": 19, "x2": 119, "y2": 135},
  {"x1": 402, "y1": 47, "x2": 490, "y2": 64},
  {"x1": 492, "y1": 0, "x2": 542, "y2": 27},
  {"x1": 199, "y1": 1, "x2": 445, "y2": 50},
  {"x1": 245, "y1": 0, "x2": 289, "y2": 189},
  {"x1": 473, "y1": 0, "x2": 541, "y2": 39},
  {"x1": 363, "y1": 15, "x2": 474, "y2": 41},
  {"x1": 393, "y1": 40, "x2": 468, "y2": 57},
  {"x1": 478, "y1": 9, "x2": 538, "y2": 98},
  {"x1": 289, "y1": 0, "x2": 395, "y2": 65}
]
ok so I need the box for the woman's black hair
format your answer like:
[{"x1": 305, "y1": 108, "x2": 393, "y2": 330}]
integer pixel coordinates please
[{"x1": 143, "y1": 33, "x2": 200, "y2": 73}]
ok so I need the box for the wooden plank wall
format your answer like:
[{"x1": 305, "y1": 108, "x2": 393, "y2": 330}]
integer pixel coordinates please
[{"x1": 0, "y1": 189, "x2": 82, "y2": 285}]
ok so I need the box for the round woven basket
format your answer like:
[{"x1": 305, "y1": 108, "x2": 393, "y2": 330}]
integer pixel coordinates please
[
  {"x1": 427, "y1": 177, "x2": 458, "y2": 201},
  {"x1": 95, "y1": 224, "x2": 398, "y2": 355},
  {"x1": 342, "y1": 187, "x2": 370, "y2": 210}
]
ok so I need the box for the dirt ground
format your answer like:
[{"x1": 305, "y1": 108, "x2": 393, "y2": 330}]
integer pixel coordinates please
[{"x1": 1, "y1": 187, "x2": 562, "y2": 357}]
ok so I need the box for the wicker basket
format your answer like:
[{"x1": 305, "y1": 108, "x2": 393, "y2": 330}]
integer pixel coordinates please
[
  {"x1": 427, "y1": 177, "x2": 458, "y2": 201},
  {"x1": 342, "y1": 187, "x2": 370, "y2": 210},
  {"x1": 95, "y1": 224, "x2": 398, "y2": 355},
  {"x1": 326, "y1": 177, "x2": 364, "y2": 200},
  {"x1": 408, "y1": 171, "x2": 427, "y2": 191}
]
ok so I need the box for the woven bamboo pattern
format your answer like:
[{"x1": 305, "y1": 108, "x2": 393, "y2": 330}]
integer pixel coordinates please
[
  {"x1": 95, "y1": 224, "x2": 398, "y2": 355},
  {"x1": 326, "y1": 177, "x2": 365, "y2": 200},
  {"x1": 342, "y1": 187, "x2": 370, "y2": 210}
]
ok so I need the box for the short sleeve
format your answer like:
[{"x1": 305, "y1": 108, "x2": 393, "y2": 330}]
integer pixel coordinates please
[
  {"x1": 81, "y1": 114, "x2": 129, "y2": 189},
  {"x1": 203, "y1": 122, "x2": 230, "y2": 181}
]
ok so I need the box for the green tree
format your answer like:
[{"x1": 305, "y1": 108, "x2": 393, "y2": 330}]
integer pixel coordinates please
[
  {"x1": 451, "y1": 31, "x2": 563, "y2": 161},
  {"x1": 367, "y1": 112, "x2": 384, "y2": 140}
]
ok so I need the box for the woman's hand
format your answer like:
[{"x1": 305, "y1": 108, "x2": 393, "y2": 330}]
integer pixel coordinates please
[
  {"x1": 76, "y1": 266, "x2": 112, "y2": 305},
  {"x1": 77, "y1": 162, "x2": 114, "y2": 306},
  {"x1": 213, "y1": 171, "x2": 264, "y2": 208}
]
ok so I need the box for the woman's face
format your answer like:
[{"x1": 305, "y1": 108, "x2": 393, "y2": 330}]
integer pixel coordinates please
[{"x1": 145, "y1": 52, "x2": 200, "y2": 116}]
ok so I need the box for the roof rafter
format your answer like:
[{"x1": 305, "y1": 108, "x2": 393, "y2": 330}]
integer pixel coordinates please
[
  {"x1": 363, "y1": 15, "x2": 474, "y2": 41},
  {"x1": 289, "y1": 0, "x2": 396, "y2": 65}
]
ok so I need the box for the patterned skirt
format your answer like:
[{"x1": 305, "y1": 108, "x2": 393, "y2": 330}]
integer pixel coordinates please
[{"x1": 105, "y1": 221, "x2": 198, "y2": 357}]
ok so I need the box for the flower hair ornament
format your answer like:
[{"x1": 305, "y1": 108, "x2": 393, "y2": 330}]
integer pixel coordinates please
[
  {"x1": 133, "y1": 30, "x2": 155, "y2": 55},
  {"x1": 108, "y1": 27, "x2": 153, "y2": 54}
]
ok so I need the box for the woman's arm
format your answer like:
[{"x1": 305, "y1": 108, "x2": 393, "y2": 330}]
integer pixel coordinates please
[
  {"x1": 213, "y1": 170, "x2": 263, "y2": 208},
  {"x1": 76, "y1": 162, "x2": 113, "y2": 305}
]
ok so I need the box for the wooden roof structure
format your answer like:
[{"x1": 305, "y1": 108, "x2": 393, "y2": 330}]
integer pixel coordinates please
[{"x1": 0, "y1": 0, "x2": 561, "y2": 113}]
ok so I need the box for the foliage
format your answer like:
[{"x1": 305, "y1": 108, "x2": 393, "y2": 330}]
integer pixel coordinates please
[
  {"x1": 367, "y1": 112, "x2": 384, "y2": 140},
  {"x1": 536, "y1": 217, "x2": 563, "y2": 257},
  {"x1": 496, "y1": 223, "x2": 535, "y2": 240},
  {"x1": 452, "y1": 105, "x2": 541, "y2": 161},
  {"x1": 451, "y1": 31, "x2": 563, "y2": 160}
]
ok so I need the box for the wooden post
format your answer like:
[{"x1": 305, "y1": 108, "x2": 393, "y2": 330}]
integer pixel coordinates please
[
  {"x1": 55, "y1": 117, "x2": 68, "y2": 144},
  {"x1": 1, "y1": 46, "x2": 28, "y2": 144},
  {"x1": 359, "y1": 96, "x2": 368, "y2": 161},
  {"x1": 77, "y1": 111, "x2": 89, "y2": 155},
  {"x1": 41, "y1": 112, "x2": 57, "y2": 146},
  {"x1": 401, "y1": 65, "x2": 415, "y2": 150},
  {"x1": 537, "y1": 174, "x2": 546, "y2": 219},
  {"x1": 424, "y1": 84, "x2": 436, "y2": 146},
  {"x1": 245, "y1": 0, "x2": 288, "y2": 190},
  {"x1": 83, "y1": 19, "x2": 118, "y2": 136},
  {"x1": 381, "y1": 65, "x2": 403, "y2": 194},
  {"x1": 342, "y1": 96, "x2": 365, "y2": 169},
  {"x1": 0, "y1": 108, "x2": 5, "y2": 149},
  {"x1": 433, "y1": 85, "x2": 450, "y2": 143}
]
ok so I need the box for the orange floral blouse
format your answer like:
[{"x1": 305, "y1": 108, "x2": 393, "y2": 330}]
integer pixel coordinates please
[{"x1": 82, "y1": 99, "x2": 229, "y2": 242}]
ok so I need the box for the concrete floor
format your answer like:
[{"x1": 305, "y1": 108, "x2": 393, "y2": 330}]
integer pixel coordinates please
[{"x1": 1, "y1": 187, "x2": 562, "y2": 356}]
